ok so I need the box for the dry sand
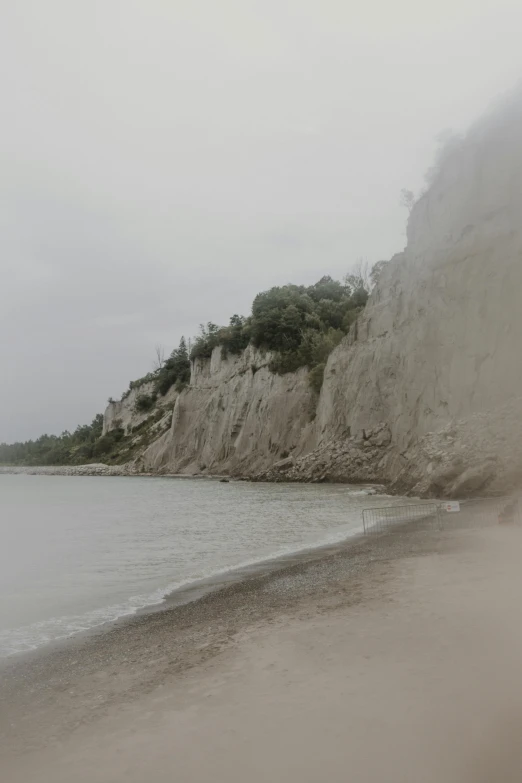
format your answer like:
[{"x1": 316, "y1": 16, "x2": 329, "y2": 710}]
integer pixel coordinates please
[{"x1": 2, "y1": 521, "x2": 522, "y2": 782}]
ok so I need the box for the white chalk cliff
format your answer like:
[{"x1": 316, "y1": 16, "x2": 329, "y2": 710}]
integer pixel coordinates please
[
  {"x1": 106, "y1": 90, "x2": 522, "y2": 496},
  {"x1": 103, "y1": 382, "x2": 177, "y2": 437},
  {"x1": 141, "y1": 345, "x2": 315, "y2": 475},
  {"x1": 296, "y1": 90, "x2": 522, "y2": 496}
]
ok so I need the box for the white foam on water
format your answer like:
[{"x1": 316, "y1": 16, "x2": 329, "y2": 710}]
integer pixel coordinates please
[
  {"x1": 0, "y1": 519, "x2": 366, "y2": 658},
  {"x1": 1, "y1": 477, "x2": 422, "y2": 660}
]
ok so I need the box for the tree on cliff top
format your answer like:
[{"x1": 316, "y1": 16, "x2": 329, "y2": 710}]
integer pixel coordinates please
[
  {"x1": 154, "y1": 336, "x2": 191, "y2": 396},
  {"x1": 189, "y1": 270, "x2": 374, "y2": 380}
]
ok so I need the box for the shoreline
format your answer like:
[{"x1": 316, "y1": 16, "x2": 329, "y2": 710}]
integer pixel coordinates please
[
  {"x1": 0, "y1": 523, "x2": 370, "y2": 661},
  {"x1": 1, "y1": 490, "x2": 503, "y2": 662},
  {"x1": 3, "y1": 491, "x2": 522, "y2": 780},
  {"x1": 0, "y1": 515, "x2": 453, "y2": 759},
  {"x1": 0, "y1": 464, "x2": 222, "y2": 478},
  {"x1": 0, "y1": 475, "x2": 398, "y2": 661},
  {"x1": 0, "y1": 463, "x2": 391, "y2": 489}
]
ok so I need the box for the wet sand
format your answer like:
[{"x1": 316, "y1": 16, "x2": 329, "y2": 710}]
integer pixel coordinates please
[{"x1": 2, "y1": 520, "x2": 522, "y2": 781}]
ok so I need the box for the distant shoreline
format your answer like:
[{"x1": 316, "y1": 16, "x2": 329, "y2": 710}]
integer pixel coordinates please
[
  {"x1": 0, "y1": 465, "x2": 389, "y2": 490},
  {"x1": 0, "y1": 464, "x2": 229, "y2": 479},
  {"x1": 0, "y1": 463, "x2": 133, "y2": 477}
]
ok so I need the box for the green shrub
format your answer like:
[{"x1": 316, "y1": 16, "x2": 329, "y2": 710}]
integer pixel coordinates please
[
  {"x1": 134, "y1": 393, "x2": 156, "y2": 413},
  {"x1": 155, "y1": 336, "x2": 191, "y2": 396},
  {"x1": 190, "y1": 317, "x2": 251, "y2": 362},
  {"x1": 190, "y1": 322, "x2": 220, "y2": 360},
  {"x1": 155, "y1": 370, "x2": 176, "y2": 396},
  {"x1": 249, "y1": 278, "x2": 362, "y2": 386},
  {"x1": 219, "y1": 315, "x2": 251, "y2": 358},
  {"x1": 268, "y1": 326, "x2": 344, "y2": 382},
  {"x1": 268, "y1": 351, "x2": 303, "y2": 375},
  {"x1": 121, "y1": 372, "x2": 157, "y2": 401},
  {"x1": 308, "y1": 363, "x2": 326, "y2": 394},
  {"x1": 73, "y1": 442, "x2": 94, "y2": 462},
  {"x1": 91, "y1": 427, "x2": 125, "y2": 458}
]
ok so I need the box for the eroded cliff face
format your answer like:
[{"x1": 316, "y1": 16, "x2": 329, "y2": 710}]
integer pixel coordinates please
[
  {"x1": 103, "y1": 382, "x2": 177, "y2": 436},
  {"x1": 268, "y1": 92, "x2": 522, "y2": 495},
  {"x1": 142, "y1": 345, "x2": 315, "y2": 475},
  {"x1": 109, "y1": 91, "x2": 522, "y2": 496},
  {"x1": 104, "y1": 381, "x2": 153, "y2": 435}
]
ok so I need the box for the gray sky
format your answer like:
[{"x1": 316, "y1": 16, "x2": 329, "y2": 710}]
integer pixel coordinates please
[{"x1": 2, "y1": 0, "x2": 522, "y2": 442}]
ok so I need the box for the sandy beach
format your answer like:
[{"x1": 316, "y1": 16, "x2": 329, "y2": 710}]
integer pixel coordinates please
[{"x1": 2, "y1": 518, "x2": 522, "y2": 782}]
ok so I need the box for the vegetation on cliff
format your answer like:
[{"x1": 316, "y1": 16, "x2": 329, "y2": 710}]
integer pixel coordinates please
[
  {"x1": 119, "y1": 335, "x2": 191, "y2": 407},
  {"x1": 119, "y1": 268, "x2": 377, "y2": 406},
  {"x1": 190, "y1": 272, "x2": 373, "y2": 389}
]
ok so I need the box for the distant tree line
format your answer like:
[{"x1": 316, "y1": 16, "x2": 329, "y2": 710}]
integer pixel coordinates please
[{"x1": 0, "y1": 413, "x2": 105, "y2": 466}]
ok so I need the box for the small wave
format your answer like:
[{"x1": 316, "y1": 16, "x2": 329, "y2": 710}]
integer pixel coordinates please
[{"x1": 0, "y1": 521, "x2": 366, "y2": 659}]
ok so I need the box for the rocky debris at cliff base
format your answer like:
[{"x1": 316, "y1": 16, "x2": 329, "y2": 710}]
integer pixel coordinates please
[
  {"x1": 387, "y1": 400, "x2": 522, "y2": 498},
  {"x1": 272, "y1": 456, "x2": 295, "y2": 472},
  {"x1": 390, "y1": 425, "x2": 501, "y2": 498},
  {"x1": 252, "y1": 423, "x2": 392, "y2": 486},
  {"x1": 252, "y1": 416, "x2": 514, "y2": 499}
]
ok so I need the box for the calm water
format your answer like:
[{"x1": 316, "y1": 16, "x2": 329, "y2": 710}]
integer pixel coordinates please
[{"x1": 0, "y1": 475, "x2": 406, "y2": 658}]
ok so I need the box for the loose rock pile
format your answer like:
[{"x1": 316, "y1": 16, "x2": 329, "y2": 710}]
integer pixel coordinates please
[{"x1": 253, "y1": 423, "x2": 392, "y2": 485}]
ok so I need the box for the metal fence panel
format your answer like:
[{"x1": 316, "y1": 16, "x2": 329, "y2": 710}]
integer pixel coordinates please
[
  {"x1": 361, "y1": 496, "x2": 522, "y2": 536},
  {"x1": 362, "y1": 503, "x2": 440, "y2": 535}
]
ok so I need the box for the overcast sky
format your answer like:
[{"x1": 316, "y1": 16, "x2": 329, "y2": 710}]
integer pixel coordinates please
[{"x1": 2, "y1": 0, "x2": 522, "y2": 442}]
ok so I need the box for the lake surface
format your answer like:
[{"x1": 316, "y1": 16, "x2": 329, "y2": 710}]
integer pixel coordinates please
[{"x1": 0, "y1": 475, "x2": 408, "y2": 657}]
